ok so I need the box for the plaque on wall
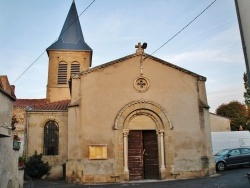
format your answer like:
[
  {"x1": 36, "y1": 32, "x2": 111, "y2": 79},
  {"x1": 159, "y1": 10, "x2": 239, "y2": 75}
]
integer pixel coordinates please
[{"x1": 88, "y1": 145, "x2": 108, "y2": 160}]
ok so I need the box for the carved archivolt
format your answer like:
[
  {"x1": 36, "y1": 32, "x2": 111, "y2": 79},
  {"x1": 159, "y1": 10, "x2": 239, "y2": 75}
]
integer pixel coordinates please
[{"x1": 114, "y1": 100, "x2": 173, "y2": 130}]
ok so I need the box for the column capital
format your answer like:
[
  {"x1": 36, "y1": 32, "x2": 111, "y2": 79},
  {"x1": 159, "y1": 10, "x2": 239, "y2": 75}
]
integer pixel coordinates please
[
  {"x1": 158, "y1": 129, "x2": 165, "y2": 134},
  {"x1": 123, "y1": 129, "x2": 129, "y2": 136}
]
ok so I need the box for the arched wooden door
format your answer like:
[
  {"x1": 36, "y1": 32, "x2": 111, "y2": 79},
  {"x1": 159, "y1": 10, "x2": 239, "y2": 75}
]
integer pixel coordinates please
[{"x1": 128, "y1": 130, "x2": 159, "y2": 180}]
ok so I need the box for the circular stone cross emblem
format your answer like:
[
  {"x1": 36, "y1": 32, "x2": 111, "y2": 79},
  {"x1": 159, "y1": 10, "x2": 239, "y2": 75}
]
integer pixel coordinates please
[{"x1": 134, "y1": 76, "x2": 150, "y2": 92}]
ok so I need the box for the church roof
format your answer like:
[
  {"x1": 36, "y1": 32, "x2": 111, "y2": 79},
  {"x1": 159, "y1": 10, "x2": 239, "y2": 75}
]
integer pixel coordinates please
[
  {"x1": 14, "y1": 99, "x2": 70, "y2": 111},
  {"x1": 46, "y1": 1, "x2": 92, "y2": 52},
  {"x1": 31, "y1": 100, "x2": 70, "y2": 111},
  {"x1": 80, "y1": 53, "x2": 206, "y2": 81},
  {"x1": 14, "y1": 99, "x2": 48, "y2": 109}
]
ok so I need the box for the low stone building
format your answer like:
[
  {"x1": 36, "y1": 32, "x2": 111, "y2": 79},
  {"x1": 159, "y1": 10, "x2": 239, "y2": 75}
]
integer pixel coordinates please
[
  {"x1": 27, "y1": 100, "x2": 69, "y2": 179},
  {"x1": 13, "y1": 1, "x2": 217, "y2": 184},
  {"x1": 209, "y1": 113, "x2": 231, "y2": 132},
  {"x1": 13, "y1": 99, "x2": 48, "y2": 157},
  {"x1": 0, "y1": 76, "x2": 23, "y2": 188}
]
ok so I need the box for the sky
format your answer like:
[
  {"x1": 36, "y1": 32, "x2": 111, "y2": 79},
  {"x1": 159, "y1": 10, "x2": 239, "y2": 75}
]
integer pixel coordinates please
[{"x1": 0, "y1": 0, "x2": 246, "y2": 113}]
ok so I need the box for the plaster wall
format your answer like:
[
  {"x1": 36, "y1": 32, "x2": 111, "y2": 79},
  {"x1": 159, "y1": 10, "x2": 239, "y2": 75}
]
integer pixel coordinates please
[
  {"x1": 0, "y1": 92, "x2": 23, "y2": 188},
  {"x1": 210, "y1": 113, "x2": 231, "y2": 132},
  {"x1": 0, "y1": 135, "x2": 23, "y2": 188},
  {"x1": 79, "y1": 56, "x2": 200, "y2": 131},
  {"x1": 67, "y1": 54, "x2": 215, "y2": 182}
]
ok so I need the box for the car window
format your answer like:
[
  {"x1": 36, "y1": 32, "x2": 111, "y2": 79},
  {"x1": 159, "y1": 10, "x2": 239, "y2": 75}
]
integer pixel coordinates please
[
  {"x1": 214, "y1": 149, "x2": 229, "y2": 156},
  {"x1": 241, "y1": 148, "x2": 250, "y2": 154},
  {"x1": 229, "y1": 149, "x2": 240, "y2": 156}
]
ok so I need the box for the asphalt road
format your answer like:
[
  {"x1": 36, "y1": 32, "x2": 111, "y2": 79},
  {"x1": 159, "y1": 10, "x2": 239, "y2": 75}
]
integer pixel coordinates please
[{"x1": 24, "y1": 167, "x2": 250, "y2": 188}]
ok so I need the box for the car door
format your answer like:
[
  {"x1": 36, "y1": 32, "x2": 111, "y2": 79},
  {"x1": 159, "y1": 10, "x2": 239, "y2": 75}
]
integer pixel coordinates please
[
  {"x1": 240, "y1": 148, "x2": 250, "y2": 164},
  {"x1": 225, "y1": 149, "x2": 242, "y2": 166}
]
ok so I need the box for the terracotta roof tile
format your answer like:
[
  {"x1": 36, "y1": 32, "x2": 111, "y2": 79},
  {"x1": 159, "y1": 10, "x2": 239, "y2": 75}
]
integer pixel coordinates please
[
  {"x1": 14, "y1": 99, "x2": 48, "y2": 109},
  {"x1": 32, "y1": 100, "x2": 70, "y2": 111}
]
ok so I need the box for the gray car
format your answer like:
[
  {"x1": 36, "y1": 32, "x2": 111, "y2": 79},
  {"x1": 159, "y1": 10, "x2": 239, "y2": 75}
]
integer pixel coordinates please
[{"x1": 214, "y1": 147, "x2": 250, "y2": 171}]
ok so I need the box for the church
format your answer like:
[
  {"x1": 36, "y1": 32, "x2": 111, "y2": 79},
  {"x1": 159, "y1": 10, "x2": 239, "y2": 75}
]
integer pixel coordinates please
[{"x1": 14, "y1": 1, "x2": 216, "y2": 183}]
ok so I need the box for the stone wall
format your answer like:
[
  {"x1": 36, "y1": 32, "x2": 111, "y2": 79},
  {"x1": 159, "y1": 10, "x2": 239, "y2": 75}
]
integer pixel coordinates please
[
  {"x1": 46, "y1": 51, "x2": 91, "y2": 102},
  {"x1": 27, "y1": 111, "x2": 68, "y2": 179},
  {"x1": 13, "y1": 107, "x2": 26, "y2": 156}
]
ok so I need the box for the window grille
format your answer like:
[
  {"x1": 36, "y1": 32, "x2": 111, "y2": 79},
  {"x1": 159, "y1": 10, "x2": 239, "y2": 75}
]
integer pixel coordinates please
[
  {"x1": 44, "y1": 121, "x2": 59, "y2": 155},
  {"x1": 71, "y1": 62, "x2": 80, "y2": 76},
  {"x1": 57, "y1": 62, "x2": 67, "y2": 84}
]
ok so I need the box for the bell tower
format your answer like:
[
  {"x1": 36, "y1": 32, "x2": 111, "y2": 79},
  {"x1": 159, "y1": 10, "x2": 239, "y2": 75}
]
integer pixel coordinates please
[{"x1": 46, "y1": 1, "x2": 92, "y2": 102}]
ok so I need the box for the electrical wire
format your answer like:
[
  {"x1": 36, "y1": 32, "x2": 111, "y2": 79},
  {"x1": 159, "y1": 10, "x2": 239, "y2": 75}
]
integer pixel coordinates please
[
  {"x1": 13, "y1": 0, "x2": 96, "y2": 84},
  {"x1": 13, "y1": 51, "x2": 46, "y2": 84},
  {"x1": 146, "y1": 0, "x2": 217, "y2": 59},
  {"x1": 13, "y1": 0, "x2": 215, "y2": 83}
]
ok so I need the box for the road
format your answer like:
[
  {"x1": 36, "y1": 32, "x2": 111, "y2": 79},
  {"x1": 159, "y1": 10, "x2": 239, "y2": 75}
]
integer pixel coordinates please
[{"x1": 24, "y1": 167, "x2": 250, "y2": 188}]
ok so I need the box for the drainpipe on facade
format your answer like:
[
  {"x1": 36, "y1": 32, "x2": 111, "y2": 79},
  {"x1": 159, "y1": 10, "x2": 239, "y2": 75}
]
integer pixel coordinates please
[
  {"x1": 235, "y1": 0, "x2": 250, "y2": 86},
  {"x1": 25, "y1": 106, "x2": 32, "y2": 161}
]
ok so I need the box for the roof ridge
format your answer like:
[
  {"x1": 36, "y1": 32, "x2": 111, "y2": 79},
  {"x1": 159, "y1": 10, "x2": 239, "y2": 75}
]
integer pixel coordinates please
[
  {"x1": 81, "y1": 53, "x2": 138, "y2": 75},
  {"x1": 31, "y1": 99, "x2": 71, "y2": 111},
  {"x1": 14, "y1": 98, "x2": 48, "y2": 108},
  {"x1": 78, "y1": 53, "x2": 206, "y2": 81}
]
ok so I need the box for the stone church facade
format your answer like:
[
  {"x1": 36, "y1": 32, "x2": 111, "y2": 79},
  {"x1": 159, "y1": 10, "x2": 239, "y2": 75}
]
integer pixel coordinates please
[
  {"x1": 13, "y1": 1, "x2": 216, "y2": 183},
  {"x1": 66, "y1": 47, "x2": 215, "y2": 182}
]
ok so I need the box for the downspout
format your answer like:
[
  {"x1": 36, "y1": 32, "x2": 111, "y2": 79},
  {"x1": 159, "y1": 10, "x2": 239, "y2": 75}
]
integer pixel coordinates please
[
  {"x1": 25, "y1": 108, "x2": 30, "y2": 161},
  {"x1": 235, "y1": 0, "x2": 250, "y2": 85}
]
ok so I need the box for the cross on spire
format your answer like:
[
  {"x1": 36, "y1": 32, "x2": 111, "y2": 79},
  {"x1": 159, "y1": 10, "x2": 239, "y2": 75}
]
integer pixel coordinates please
[
  {"x1": 135, "y1": 42, "x2": 144, "y2": 54},
  {"x1": 135, "y1": 42, "x2": 142, "y2": 49},
  {"x1": 135, "y1": 42, "x2": 147, "y2": 76}
]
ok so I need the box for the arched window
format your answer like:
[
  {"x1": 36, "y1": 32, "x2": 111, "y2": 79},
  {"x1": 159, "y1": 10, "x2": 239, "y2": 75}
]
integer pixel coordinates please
[
  {"x1": 57, "y1": 62, "x2": 67, "y2": 84},
  {"x1": 44, "y1": 120, "x2": 59, "y2": 155},
  {"x1": 70, "y1": 62, "x2": 80, "y2": 76}
]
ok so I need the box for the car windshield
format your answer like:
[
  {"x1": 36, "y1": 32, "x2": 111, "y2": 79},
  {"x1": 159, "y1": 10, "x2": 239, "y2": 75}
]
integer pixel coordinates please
[{"x1": 214, "y1": 149, "x2": 229, "y2": 156}]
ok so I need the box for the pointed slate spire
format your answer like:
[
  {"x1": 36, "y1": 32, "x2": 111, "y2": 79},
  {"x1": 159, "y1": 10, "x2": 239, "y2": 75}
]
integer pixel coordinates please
[{"x1": 47, "y1": 1, "x2": 92, "y2": 52}]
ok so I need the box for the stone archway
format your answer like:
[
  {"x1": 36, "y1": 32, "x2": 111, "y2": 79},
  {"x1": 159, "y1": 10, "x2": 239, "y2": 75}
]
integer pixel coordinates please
[
  {"x1": 114, "y1": 100, "x2": 173, "y2": 130},
  {"x1": 114, "y1": 100, "x2": 173, "y2": 180}
]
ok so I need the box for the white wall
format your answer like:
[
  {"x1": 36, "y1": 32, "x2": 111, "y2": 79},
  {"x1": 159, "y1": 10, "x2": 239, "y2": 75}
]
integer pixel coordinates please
[{"x1": 211, "y1": 131, "x2": 250, "y2": 154}]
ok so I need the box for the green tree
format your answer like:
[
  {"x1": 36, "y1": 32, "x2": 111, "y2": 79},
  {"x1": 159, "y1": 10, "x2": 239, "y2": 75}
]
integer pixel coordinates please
[
  {"x1": 216, "y1": 101, "x2": 247, "y2": 131},
  {"x1": 243, "y1": 73, "x2": 250, "y2": 106},
  {"x1": 24, "y1": 151, "x2": 50, "y2": 179}
]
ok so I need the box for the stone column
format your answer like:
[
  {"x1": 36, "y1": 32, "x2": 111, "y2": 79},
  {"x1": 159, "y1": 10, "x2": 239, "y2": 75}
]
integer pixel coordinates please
[
  {"x1": 159, "y1": 129, "x2": 166, "y2": 178},
  {"x1": 123, "y1": 129, "x2": 129, "y2": 173}
]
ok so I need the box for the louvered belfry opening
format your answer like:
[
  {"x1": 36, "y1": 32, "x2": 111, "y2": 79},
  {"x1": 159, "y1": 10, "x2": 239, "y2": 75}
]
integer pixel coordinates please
[
  {"x1": 57, "y1": 62, "x2": 68, "y2": 84},
  {"x1": 70, "y1": 62, "x2": 80, "y2": 75},
  {"x1": 44, "y1": 121, "x2": 59, "y2": 155}
]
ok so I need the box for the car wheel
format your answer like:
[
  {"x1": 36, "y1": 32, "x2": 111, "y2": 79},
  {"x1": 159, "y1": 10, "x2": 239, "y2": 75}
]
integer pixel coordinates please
[{"x1": 216, "y1": 161, "x2": 226, "y2": 171}]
